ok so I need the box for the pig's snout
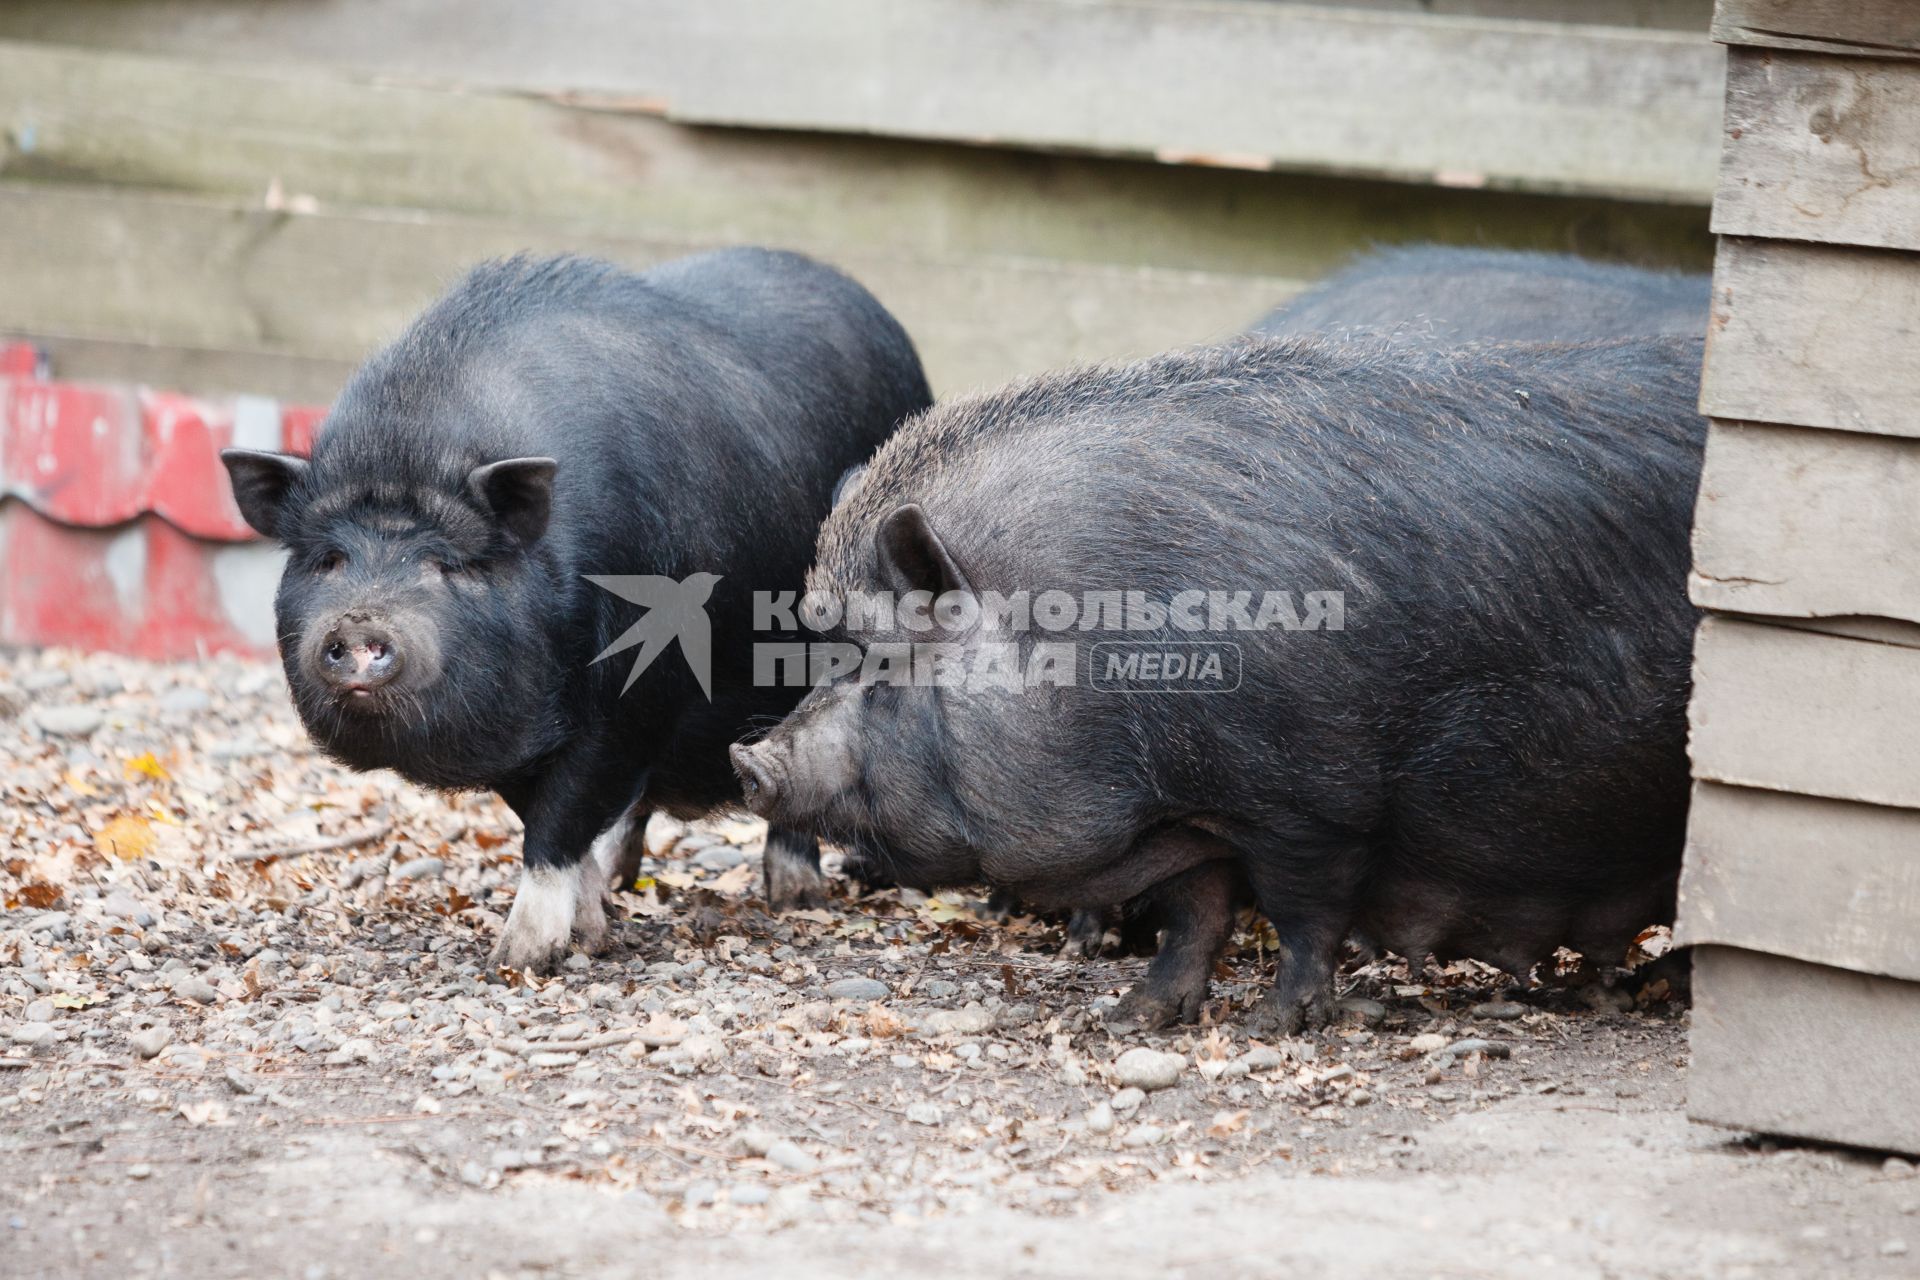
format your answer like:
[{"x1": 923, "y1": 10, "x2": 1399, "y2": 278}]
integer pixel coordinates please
[
  {"x1": 319, "y1": 617, "x2": 402, "y2": 695},
  {"x1": 730, "y1": 742, "x2": 781, "y2": 815}
]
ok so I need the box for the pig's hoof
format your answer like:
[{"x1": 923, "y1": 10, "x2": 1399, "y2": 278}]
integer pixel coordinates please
[
  {"x1": 1247, "y1": 988, "x2": 1333, "y2": 1038},
  {"x1": 763, "y1": 857, "x2": 829, "y2": 912},
  {"x1": 1106, "y1": 984, "x2": 1199, "y2": 1033},
  {"x1": 491, "y1": 864, "x2": 594, "y2": 974}
]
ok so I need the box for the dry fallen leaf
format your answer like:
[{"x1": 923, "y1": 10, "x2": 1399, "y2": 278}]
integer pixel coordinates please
[
  {"x1": 50, "y1": 991, "x2": 103, "y2": 1010},
  {"x1": 95, "y1": 814, "x2": 156, "y2": 861},
  {"x1": 124, "y1": 752, "x2": 172, "y2": 783},
  {"x1": 178, "y1": 1100, "x2": 231, "y2": 1127},
  {"x1": 1208, "y1": 1109, "x2": 1249, "y2": 1137},
  {"x1": 708, "y1": 863, "x2": 755, "y2": 896}
]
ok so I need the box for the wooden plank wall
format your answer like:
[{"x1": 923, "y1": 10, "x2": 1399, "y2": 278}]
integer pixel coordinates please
[
  {"x1": 0, "y1": 2, "x2": 1716, "y2": 403},
  {"x1": 1678, "y1": 0, "x2": 1920, "y2": 1155}
]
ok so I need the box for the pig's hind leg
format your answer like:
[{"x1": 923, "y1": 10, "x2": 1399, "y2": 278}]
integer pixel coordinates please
[
  {"x1": 1107, "y1": 860, "x2": 1245, "y2": 1032},
  {"x1": 763, "y1": 823, "x2": 829, "y2": 911}
]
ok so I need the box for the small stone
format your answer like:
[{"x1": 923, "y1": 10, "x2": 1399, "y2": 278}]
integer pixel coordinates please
[
  {"x1": 1408, "y1": 1033, "x2": 1448, "y2": 1055},
  {"x1": 1882, "y1": 1240, "x2": 1908, "y2": 1258},
  {"x1": 10, "y1": 1023, "x2": 54, "y2": 1047},
  {"x1": 130, "y1": 1027, "x2": 173, "y2": 1060},
  {"x1": 1085, "y1": 1103, "x2": 1115, "y2": 1135},
  {"x1": 1334, "y1": 996, "x2": 1387, "y2": 1026},
  {"x1": 824, "y1": 977, "x2": 889, "y2": 1002},
  {"x1": 173, "y1": 976, "x2": 219, "y2": 1005},
  {"x1": 693, "y1": 846, "x2": 747, "y2": 871},
  {"x1": 1112, "y1": 1047, "x2": 1185, "y2": 1091},
  {"x1": 739, "y1": 1129, "x2": 776, "y2": 1157},
  {"x1": 1470, "y1": 1000, "x2": 1527, "y2": 1021},
  {"x1": 682, "y1": 1180, "x2": 720, "y2": 1208},
  {"x1": 528, "y1": 1051, "x2": 579, "y2": 1069},
  {"x1": 905, "y1": 1102, "x2": 943, "y2": 1126},
  {"x1": 1122, "y1": 1124, "x2": 1164, "y2": 1148},
  {"x1": 1444, "y1": 1038, "x2": 1511, "y2": 1059},
  {"x1": 33, "y1": 705, "x2": 102, "y2": 738},
  {"x1": 765, "y1": 1140, "x2": 816, "y2": 1174},
  {"x1": 325, "y1": 1038, "x2": 374, "y2": 1065},
  {"x1": 1240, "y1": 1046, "x2": 1285, "y2": 1072},
  {"x1": 919, "y1": 1005, "x2": 993, "y2": 1036},
  {"x1": 1347, "y1": 1089, "x2": 1373, "y2": 1107},
  {"x1": 920, "y1": 979, "x2": 958, "y2": 999},
  {"x1": 101, "y1": 893, "x2": 147, "y2": 923},
  {"x1": 1110, "y1": 1087, "x2": 1145, "y2": 1114},
  {"x1": 158, "y1": 687, "x2": 212, "y2": 714},
  {"x1": 22, "y1": 1000, "x2": 53, "y2": 1024},
  {"x1": 392, "y1": 857, "x2": 445, "y2": 881},
  {"x1": 128, "y1": 1163, "x2": 153, "y2": 1180},
  {"x1": 729, "y1": 1183, "x2": 771, "y2": 1206},
  {"x1": 1885, "y1": 1157, "x2": 1917, "y2": 1181}
]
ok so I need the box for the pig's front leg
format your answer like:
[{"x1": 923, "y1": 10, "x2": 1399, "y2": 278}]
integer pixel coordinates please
[
  {"x1": 491, "y1": 768, "x2": 633, "y2": 974},
  {"x1": 1240, "y1": 841, "x2": 1365, "y2": 1037},
  {"x1": 762, "y1": 823, "x2": 828, "y2": 911},
  {"x1": 1107, "y1": 859, "x2": 1246, "y2": 1032}
]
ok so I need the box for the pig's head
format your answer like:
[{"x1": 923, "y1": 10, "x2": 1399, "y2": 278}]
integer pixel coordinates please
[
  {"x1": 221, "y1": 446, "x2": 568, "y2": 788},
  {"x1": 731, "y1": 502, "x2": 1042, "y2": 888}
]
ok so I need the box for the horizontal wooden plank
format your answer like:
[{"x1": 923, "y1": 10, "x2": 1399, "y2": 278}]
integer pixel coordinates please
[
  {"x1": 1690, "y1": 420, "x2": 1920, "y2": 624},
  {"x1": 1712, "y1": 48, "x2": 1920, "y2": 251},
  {"x1": 0, "y1": 41, "x2": 1713, "y2": 286},
  {"x1": 1689, "y1": 616, "x2": 1920, "y2": 810},
  {"x1": 0, "y1": 1, "x2": 1725, "y2": 200},
  {"x1": 666, "y1": 1, "x2": 1724, "y2": 201},
  {"x1": 3, "y1": 335, "x2": 352, "y2": 405},
  {"x1": 0, "y1": 184, "x2": 1291, "y2": 400},
  {"x1": 1700, "y1": 237, "x2": 1920, "y2": 438},
  {"x1": 1677, "y1": 783, "x2": 1920, "y2": 982},
  {"x1": 1712, "y1": 0, "x2": 1920, "y2": 60},
  {"x1": 1689, "y1": 946, "x2": 1920, "y2": 1155}
]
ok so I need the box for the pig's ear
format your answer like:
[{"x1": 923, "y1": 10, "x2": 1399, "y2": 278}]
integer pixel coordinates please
[
  {"x1": 220, "y1": 448, "x2": 310, "y2": 540},
  {"x1": 468, "y1": 457, "x2": 557, "y2": 545},
  {"x1": 875, "y1": 503, "x2": 972, "y2": 602}
]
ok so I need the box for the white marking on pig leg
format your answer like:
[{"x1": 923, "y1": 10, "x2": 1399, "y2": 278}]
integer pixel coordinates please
[
  {"x1": 570, "y1": 854, "x2": 610, "y2": 955},
  {"x1": 589, "y1": 808, "x2": 641, "y2": 890},
  {"x1": 491, "y1": 865, "x2": 578, "y2": 973}
]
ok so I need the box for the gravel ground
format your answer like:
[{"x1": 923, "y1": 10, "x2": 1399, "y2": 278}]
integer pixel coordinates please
[{"x1": 2, "y1": 646, "x2": 1917, "y2": 1280}]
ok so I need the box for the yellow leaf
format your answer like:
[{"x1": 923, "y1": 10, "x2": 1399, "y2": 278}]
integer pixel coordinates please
[
  {"x1": 62, "y1": 770, "x2": 101, "y2": 799},
  {"x1": 94, "y1": 814, "x2": 156, "y2": 862},
  {"x1": 124, "y1": 752, "x2": 171, "y2": 783},
  {"x1": 923, "y1": 897, "x2": 977, "y2": 924},
  {"x1": 51, "y1": 991, "x2": 102, "y2": 1010},
  {"x1": 629, "y1": 875, "x2": 657, "y2": 893}
]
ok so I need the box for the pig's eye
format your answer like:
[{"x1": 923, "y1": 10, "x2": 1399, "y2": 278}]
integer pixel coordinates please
[{"x1": 317, "y1": 551, "x2": 346, "y2": 574}]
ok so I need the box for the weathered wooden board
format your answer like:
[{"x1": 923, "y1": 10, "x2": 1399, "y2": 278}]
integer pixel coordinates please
[
  {"x1": 1712, "y1": 49, "x2": 1920, "y2": 252},
  {"x1": 0, "y1": 1, "x2": 1726, "y2": 200},
  {"x1": 666, "y1": 1, "x2": 1724, "y2": 201},
  {"x1": 0, "y1": 185, "x2": 1291, "y2": 400},
  {"x1": 4, "y1": 336, "x2": 352, "y2": 406},
  {"x1": 1713, "y1": 1, "x2": 1920, "y2": 60},
  {"x1": 1678, "y1": 783, "x2": 1920, "y2": 983},
  {"x1": 0, "y1": 42, "x2": 1713, "y2": 285},
  {"x1": 1689, "y1": 946, "x2": 1920, "y2": 1155},
  {"x1": 1691, "y1": 420, "x2": 1920, "y2": 624},
  {"x1": 1689, "y1": 617, "x2": 1920, "y2": 810},
  {"x1": 1700, "y1": 238, "x2": 1920, "y2": 438}
]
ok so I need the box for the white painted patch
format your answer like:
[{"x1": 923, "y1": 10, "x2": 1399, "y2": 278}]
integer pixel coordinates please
[
  {"x1": 231, "y1": 395, "x2": 283, "y2": 452},
  {"x1": 103, "y1": 525, "x2": 147, "y2": 614},
  {"x1": 212, "y1": 543, "x2": 288, "y2": 650}
]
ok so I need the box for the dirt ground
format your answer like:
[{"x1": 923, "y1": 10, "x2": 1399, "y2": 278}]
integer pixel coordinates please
[{"x1": 2, "y1": 646, "x2": 1916, "y2": 1280}]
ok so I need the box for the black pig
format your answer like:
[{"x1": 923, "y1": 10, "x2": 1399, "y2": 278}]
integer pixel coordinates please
[
  {"x1": 222, "y1": 249, "x2": 930, "y2": 971},
  {"x1": 734, "y1": 334, "x2": 1704, "y2": 1032},
  {"x1": 1249, "y1": 245, "x2": 1708, "y2": 344}
]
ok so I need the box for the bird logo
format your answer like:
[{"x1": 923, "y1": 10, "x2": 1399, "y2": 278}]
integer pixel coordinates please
[{"x1": 584, "y1": 572, "x2": 722, "y2": 698}]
